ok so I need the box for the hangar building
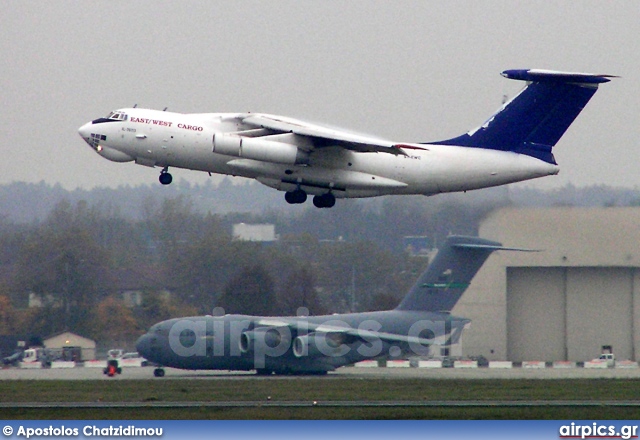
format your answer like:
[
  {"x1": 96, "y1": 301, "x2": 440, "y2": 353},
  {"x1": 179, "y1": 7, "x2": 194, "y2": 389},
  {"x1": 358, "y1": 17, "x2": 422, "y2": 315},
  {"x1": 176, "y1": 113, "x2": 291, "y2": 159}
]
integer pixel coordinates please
[
  {"x1": 44, "y1": 331, "x2": 96, "y2": 361},
  {"x1": 456, "y1": 207, "x2": 640, "y2": 362}
]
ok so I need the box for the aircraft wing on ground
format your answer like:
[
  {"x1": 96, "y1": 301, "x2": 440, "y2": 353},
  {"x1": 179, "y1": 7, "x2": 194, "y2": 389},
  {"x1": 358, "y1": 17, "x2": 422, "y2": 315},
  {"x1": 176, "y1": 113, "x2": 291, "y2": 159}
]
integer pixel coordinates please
[{"x1": 240, "y1": 114, "x2": 426, "y2": 155}]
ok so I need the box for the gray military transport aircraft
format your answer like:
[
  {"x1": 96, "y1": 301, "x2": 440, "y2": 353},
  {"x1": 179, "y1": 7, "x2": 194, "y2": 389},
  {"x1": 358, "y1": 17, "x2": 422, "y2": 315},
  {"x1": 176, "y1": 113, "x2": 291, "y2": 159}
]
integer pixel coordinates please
[{"x1": 136, "y1": 236, "x2": 521, "y2": 376}]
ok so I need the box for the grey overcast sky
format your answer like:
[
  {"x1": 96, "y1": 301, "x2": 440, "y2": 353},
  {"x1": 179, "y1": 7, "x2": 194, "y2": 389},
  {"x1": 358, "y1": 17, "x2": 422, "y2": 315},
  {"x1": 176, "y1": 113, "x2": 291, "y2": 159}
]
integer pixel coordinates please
[{"x1": 1, "y1": 1, "x2": 637, "y2": 190}]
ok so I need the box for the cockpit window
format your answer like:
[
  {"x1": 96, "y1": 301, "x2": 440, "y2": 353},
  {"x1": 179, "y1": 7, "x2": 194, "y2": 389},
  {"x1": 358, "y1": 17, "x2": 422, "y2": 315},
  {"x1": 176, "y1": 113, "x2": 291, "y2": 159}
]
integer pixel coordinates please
[
  {"x1": 92, "y1": 111, "x2": 128, "y2": 125},
  {"x1": 106, "y1": 111, "x2": 128, "y2": 121},
  {"x1": 151, "y1": 324, "x2": 167, "y2": 336}
]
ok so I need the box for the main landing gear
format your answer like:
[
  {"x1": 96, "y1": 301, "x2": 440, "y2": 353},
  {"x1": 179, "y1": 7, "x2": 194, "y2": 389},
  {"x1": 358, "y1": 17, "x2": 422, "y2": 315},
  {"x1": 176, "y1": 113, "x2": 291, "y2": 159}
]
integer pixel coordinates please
[
  {"x1": 284, "y1": 189, "x2": 335, "y2": 208},
  {"x1": 153, "y1": 367, "x2": 165, "y2": 377},
  {"x1": 256, "y1": 368, "x2": 328, "y2": 376},
  {"x1": 312, "y1": 193, "x2": 336, "y2": 208},
  {"x1": 284, "y1": 189, "x2": 307, "y2": 204},
  {"x1": 159, "y1": 167, "x2": 172, "y2": 185}
]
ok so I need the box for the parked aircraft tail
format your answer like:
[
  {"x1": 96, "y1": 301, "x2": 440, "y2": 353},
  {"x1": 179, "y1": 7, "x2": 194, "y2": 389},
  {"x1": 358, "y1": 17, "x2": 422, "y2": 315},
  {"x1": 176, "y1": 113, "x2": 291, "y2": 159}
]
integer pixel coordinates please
[
  {"x1": 396, "y1": 235, "x2": 521, "y2": 313},
  {"x1": 428, "y1": 69, "x2": 615, "y2": 164}
]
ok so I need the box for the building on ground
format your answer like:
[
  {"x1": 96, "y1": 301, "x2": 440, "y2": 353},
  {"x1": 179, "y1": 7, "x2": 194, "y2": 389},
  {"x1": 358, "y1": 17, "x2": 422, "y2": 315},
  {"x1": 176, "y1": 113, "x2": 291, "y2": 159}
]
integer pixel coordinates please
[
  {"x1": 44, "y1": 331, "x2": 96, "y2": 361},
  {"x1": 456, "y1": 207, "x2": 640, "y2": 362}
]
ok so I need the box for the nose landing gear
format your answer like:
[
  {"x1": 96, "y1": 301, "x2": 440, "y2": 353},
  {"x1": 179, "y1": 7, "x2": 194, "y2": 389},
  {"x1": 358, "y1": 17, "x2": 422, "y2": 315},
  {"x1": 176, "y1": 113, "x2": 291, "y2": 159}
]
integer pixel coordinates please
[{"x1": 159, "y1": 167, "x2": 172, "y2": 185}]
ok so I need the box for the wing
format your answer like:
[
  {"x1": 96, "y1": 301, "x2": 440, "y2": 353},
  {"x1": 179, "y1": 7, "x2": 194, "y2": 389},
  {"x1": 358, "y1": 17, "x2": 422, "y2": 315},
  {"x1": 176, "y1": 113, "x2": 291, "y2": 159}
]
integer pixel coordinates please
[
  {"x1": 240, "y1": 113, "x2": 427, "y2": 156},
  {"x1": 255, "y1": 318, "x2": 450, "y2": 347}
]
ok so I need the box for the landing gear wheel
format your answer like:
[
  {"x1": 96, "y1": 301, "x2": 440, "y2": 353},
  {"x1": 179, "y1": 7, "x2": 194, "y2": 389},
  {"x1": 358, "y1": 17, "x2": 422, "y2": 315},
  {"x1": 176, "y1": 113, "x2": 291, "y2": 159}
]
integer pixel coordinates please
[
  {"x1": 313, "y1": 193, "x2": 336, "y2": 208},
  {"x1": 153, "y1": 368, "x2": 165, "y2": 377},
  {"x1": 159, "y1": 168, "x2": 173, "y2": 185},
  {"x1": 284, "y1": 189, "x2": 307, "y2": 204}
]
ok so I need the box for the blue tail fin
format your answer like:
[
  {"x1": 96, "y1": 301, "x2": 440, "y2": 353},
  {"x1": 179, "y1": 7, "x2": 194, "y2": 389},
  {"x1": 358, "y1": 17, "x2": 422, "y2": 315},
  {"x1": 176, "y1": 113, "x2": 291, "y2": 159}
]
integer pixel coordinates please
[
  {"x1": 395, "y1": 236, "x2": 505, "y2": 313},
  {"x1": 427, "y1": 69, "x2": 615, "y2": 164}
]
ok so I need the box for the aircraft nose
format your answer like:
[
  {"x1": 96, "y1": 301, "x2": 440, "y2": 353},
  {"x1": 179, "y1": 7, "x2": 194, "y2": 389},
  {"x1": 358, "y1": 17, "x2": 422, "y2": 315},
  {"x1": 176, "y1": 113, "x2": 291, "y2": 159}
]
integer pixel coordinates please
[
  {"x1": 78, "y1": 122, "x2": 95, "y2": 148},
  {"x1": 136, "y1": 333, "x2": 152, "y2": 358},
  {"x1": 78, "y1": 122, "x2": 92, "y2": 139}
]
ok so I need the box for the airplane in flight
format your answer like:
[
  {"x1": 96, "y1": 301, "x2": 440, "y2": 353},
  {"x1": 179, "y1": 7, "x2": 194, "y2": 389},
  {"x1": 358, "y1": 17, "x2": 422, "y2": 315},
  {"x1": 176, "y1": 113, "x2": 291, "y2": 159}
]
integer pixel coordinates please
[
  {"x1": 79, "y1": 69, "x2": 613, "y2": 208},
  {"x1": 135, "y1": 235, "x2": 525, "y2": 376}
]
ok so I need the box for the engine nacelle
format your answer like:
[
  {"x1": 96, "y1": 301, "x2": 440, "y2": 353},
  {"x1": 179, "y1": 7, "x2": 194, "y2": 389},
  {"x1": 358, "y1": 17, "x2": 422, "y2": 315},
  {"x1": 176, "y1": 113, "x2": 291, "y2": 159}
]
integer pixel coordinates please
[
  {"x1": 292, "y1": 332, "x2": 350, "y2": 358},
  {"x1": 239, "y1": 327, "x2": 290, "y2": 354},
  {"x1": 213, "y1": 134, "x2": 309, "y2": 165}
]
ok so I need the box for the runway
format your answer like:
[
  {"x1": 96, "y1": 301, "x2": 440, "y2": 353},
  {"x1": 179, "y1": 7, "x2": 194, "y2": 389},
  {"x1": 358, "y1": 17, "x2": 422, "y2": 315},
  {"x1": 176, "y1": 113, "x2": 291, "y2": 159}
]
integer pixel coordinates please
[
  {"x1": 2, "y1": 366, "x2": 637, "y2": 419},
  {"x1": 2, "y1": 365, "x2": 640, "y2": 380},
  {"x1": 2, "y1": 400, "x2": 640, "y2": 409}
]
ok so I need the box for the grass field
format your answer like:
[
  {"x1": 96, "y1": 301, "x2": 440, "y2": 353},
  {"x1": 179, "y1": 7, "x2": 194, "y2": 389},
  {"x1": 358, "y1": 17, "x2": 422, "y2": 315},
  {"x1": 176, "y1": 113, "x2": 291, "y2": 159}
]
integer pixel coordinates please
[{"x1": 2, "y1": 378, "x2": 640, "y2": 419}]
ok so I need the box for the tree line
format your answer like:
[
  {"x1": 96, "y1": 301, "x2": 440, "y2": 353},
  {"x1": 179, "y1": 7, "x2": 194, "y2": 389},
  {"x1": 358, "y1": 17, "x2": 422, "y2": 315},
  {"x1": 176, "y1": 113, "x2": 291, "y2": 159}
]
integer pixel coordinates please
[
  {"x1": 0, "y1": 196, "x2": 449, "y2": 350},
  {"x1": 2, "y1": 178, "x2": 635, "y2": 350}
]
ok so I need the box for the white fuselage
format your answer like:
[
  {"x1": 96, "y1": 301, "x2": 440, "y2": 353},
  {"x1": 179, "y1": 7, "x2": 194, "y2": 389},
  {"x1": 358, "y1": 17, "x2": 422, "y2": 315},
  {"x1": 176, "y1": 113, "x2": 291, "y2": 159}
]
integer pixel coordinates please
[{"x1": 78, "y1": 108, "x2": 559, "y2": 198}]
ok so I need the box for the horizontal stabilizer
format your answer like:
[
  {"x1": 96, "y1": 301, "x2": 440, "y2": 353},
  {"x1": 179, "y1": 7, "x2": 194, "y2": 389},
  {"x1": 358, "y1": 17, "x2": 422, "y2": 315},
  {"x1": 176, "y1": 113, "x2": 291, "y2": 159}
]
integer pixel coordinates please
[
  {"x1": 453, "y1": 243, "x2": 540, "y2": 252},
  {"x1": 501, "y1": 69, "x2": 617, "y2": 84}
]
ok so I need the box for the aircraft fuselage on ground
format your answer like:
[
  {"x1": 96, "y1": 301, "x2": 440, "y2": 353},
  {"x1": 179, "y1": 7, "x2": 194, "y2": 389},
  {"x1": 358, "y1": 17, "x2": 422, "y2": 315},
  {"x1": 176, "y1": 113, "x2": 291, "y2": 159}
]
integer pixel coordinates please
[
  {"x1": 136, "y1": 310, "x2": 468, "y2": 375},
  {"x1": 136, "y1": 236, "x2": 529, "y2": 376},
  {"x1": 79, "y1": 69, "x2": 613, "y2": 208}
]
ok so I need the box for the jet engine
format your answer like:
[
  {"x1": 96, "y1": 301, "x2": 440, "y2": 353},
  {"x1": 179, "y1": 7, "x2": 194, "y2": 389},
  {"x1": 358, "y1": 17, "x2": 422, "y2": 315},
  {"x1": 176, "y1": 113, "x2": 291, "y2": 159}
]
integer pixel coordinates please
[
  {"x1": 292, "y1": 332, "x2": 351, "y2": 358},
  {"x1": 213, "y1": 134, "x2": 309, "y2": 165},
  {"x1": 239, "y1": 327, "x2": 291, "y2": 354}
]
